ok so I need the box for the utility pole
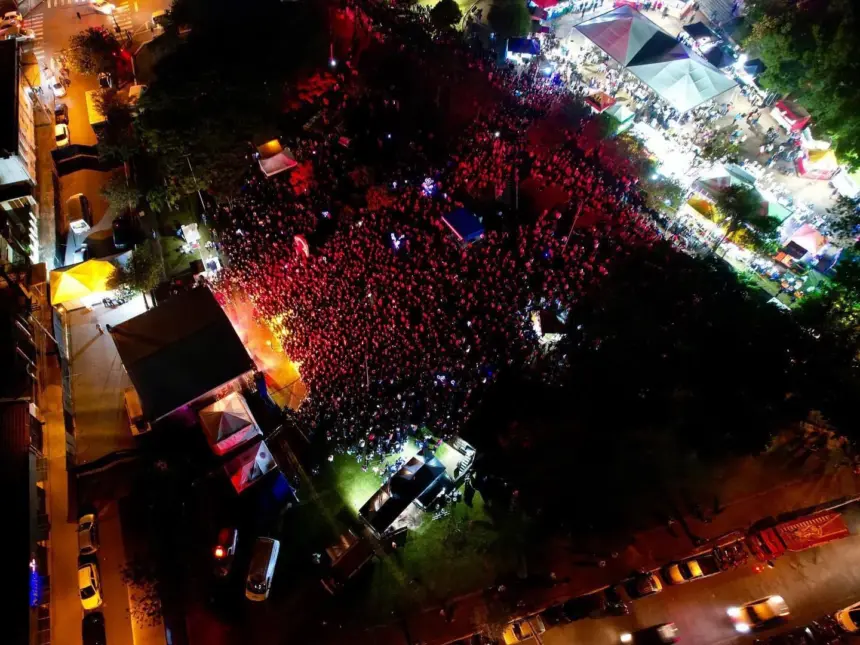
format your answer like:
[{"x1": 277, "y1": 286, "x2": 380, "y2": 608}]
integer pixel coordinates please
[
  {"x1": 184, "y1": 154, "x2": 207, "y2": 222},
  {"x1": 562, "y1": 202, "x2": 583, "y2": 252}
]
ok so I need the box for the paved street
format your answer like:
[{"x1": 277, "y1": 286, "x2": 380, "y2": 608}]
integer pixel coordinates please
[{"x1": 544, "y1": 532, "x2": 860, "y2": 644}]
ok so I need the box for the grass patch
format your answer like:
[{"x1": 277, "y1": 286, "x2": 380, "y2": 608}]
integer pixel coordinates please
[
  {"x1": 319, "y1": 441, "x2": 520, "y2": 619},
  {"x1": 154, "y1": 195, "x2": 215, "y2": 278}
]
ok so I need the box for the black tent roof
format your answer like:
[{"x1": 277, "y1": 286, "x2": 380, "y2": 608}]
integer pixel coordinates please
[
  {"x1": 683, "y1": 21, "x2": 717, "y2": 40},
  {"x1": 110, "y1": 287, "x2": 255, "y2": 421},
  {"x1": 705, "y1": 44, "x2": 737, "y2": 69},
  {"x1": 360, "y1": 454, "x2": 446, "y2": 534}
]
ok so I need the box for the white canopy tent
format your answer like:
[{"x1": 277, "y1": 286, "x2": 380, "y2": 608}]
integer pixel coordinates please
[
  {"x1": 576, "y1": 7, "x2": 737, "y2": 113},
  {"x1": 199, "y1": 391, "x2": 262, "y2": 456}
]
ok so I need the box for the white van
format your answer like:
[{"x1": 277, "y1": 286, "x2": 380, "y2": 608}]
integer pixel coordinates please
[
  {"x1": 245, "y1": 537, "x2": 280, "y2": 601},
  {"x1": 66, "y1": 193, "x2": 92, "y2": 232}
]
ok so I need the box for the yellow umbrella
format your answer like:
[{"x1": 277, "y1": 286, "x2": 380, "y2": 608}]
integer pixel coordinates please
[
  {"x1": 686, "y1": 196, "x2": 716, "y2": 219},
  {"x1": 50, "y1": 259, "x2": 117, "y2": 306}
]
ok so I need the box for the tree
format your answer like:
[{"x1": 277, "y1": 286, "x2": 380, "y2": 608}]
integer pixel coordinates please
[
  {"x1": 67, "y1": 27, "x2": 121, "y2": 75},
  {"x1": 822, "y1": 196, "x2": 860, "y2": 248},
  {"x1": 430, "y1": 0, "x2": 462, "y2": 29},
  {"x1": 798, "y1": 247, "x2": 860, "y2": 348},
  {"x1": 487, "y1": 0, "x2": 532, "y2": 41},
  {"x1": 107, "y1": 241, "x2": 162, "y2": 308},
  {"x1": 641, "y1": 175, "x2": 686, "y2": 215},
  {"x1": 102, "y1": 174, "x2": 142, "y2": 211},
  {"x1": 121, "y1": 558, "x2": 163, "y2": 627},
  {"x1": 711, "y1": 185, "x2": 779, "y2": 253},
  {"x1": 745, "y1": 0, "x2": 860, "y2": 168},
  {"x1": 136, "y1": 0, "x2": 329, "y2": 204},
  {"x1": 94, "y1": 89, "x2": 140, "y2": 163},
  {"x1": 698, "y1": 129, "x2": 742, "y2": 164}
]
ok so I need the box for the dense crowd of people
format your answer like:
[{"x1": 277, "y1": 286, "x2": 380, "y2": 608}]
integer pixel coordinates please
[{"x1": 213, "y1": 2, "x2": 662, "y2": 464}]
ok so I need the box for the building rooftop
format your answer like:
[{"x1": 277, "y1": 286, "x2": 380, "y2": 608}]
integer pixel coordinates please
[
  {"x1": 0, "y1": 401, "x2": 35, "y2": 645},
  {"x1": 110, "y1": 287, "x2": 255, "y2": 421}
]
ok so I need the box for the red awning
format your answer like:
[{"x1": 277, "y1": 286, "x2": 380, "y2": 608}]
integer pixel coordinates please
[
  {"x1": 773, "y1": 100, "x2": 811, "y2": 132},
  {"x1": 776, "y1": 512, "x2": 849, "y2": 552},
  {"x1": 531, "y1": 0, "x2": 559, "y2": 8}
]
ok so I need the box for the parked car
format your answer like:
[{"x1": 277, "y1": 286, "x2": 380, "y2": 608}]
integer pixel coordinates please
[
  {"x1": 662, "y1": 554, "x2": 720, "y2": 585},
  {"x1": 541, "y1": 604, "x2": 571, "y2": 626},
  {"x1": 213, "y1": 527, "x2": 238, "y2": 578},
  {"x1": 112, "y1": 214, "x2": 141, "y2": 250},
  {"x1": 49, "y1": 76, "x2": 66, "y2": 98},
  {"x1": 836, "y1": 600, "x2": 860, "y2": 632},
  {"x1": 90, "y1": 0, "x2": 115, "y2": 14},
  {"x1": 54, "y1": 103, "x2": 68, "y2": 124},
  {"x1": 82, "y1": 612, "x2": 106, "y2": 645},
  {"x1": 728, "y1": 595, "x2": 790, "y2": 633},
  {"x1": 151, "y1": 9, "x2": 167, "y2": 27},
  {"x1": 78, "y1": 563, "x2": 103, "y2": 610},
  {"x1": 2, "y1": 11, "x2": 22, "y2": 26},
  {"x1": 625, "y1": 573, "x2": 663, "y2": 599},
  {"x1": 77, "y1": 513, "x2": 99, "y2": 555},
  {"x1": 245, "y1": 537, "x2": 279, "y2": 601},
  {"x1": 620, "y1": 623, "x2": 680, "y2": 644},
  {"x1": 55, "y1": 123, "x2": 70, "y2": 148},
  {"x1": 501, "y1": 615, "x2": 546, "y2": 644},
  {"x1": 557, "y1": 588, "x2": 628, "y2": 621}
]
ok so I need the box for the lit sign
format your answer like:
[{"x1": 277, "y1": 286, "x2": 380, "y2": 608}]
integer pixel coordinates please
[{"x1": 29, "y1": 558, "x2": 40, "y2": 607}]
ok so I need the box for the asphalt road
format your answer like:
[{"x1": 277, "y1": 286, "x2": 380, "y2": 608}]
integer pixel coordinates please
[
  {"x1": 23, "y1": 4, "x2": 172, "y2": 645},
  {"x1": 23, "y1": 0, "x2": 164, "y2": 232},
  {"x1": 543, "y1": 533, "x2": 860, "y2": 645}
]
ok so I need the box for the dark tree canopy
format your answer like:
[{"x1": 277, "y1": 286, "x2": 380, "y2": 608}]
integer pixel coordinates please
[
  {"x1": 467, "y1": 243, "x2": 860, "y2": 535},
  {"x1": 712, "y1": 184, "x2": 779, "y2": 252},
  {"x1": 430, "y1": 0, "x2": 462, "y2": 29},
  {"x1": 746, "y1": 0, "x2": 860, "y2": 168},
  {"x1": 136, "y1": 0, "x2": 329, "y2": 205},
  {"x1": 67, "y1": 27, "x2": 121, "y2": 75},
  {"x1": 487, "y1": 0, "x2": 533, "y2": 41}
]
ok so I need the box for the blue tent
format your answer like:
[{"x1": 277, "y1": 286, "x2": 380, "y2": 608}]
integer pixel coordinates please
[
  {"x1": 507, "y1": 38, "x2": 540, "y2": 57},
  {"x1": 442, "y1": 208, "x2": 484, "y2": 244}
]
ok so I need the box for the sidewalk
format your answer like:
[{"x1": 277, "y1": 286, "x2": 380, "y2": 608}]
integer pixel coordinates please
[
  {"x1": 34, "y1": 91, "x2": 59, "y2": 269},
  {"x1": 43, "y1": 358, "x2": 84, "y2": 645}
]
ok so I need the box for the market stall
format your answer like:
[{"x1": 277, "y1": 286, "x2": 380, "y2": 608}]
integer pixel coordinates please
[
  {"x1": 796, "y1": 149, "x2": 838, "y2": 181},
  {"x1": 771, "y1": 99, "x2": 811, "y2": 133}
]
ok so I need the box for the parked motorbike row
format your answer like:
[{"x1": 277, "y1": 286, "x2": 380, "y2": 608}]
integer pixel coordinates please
[{"x1": 102, "y1": 289, "x2": 133, "y2": 308}]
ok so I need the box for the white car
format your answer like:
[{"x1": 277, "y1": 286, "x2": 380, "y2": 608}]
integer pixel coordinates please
[
  {"x1": 836, "y1": 601, "x2": 860, "y2": 632},
  {"x1": 54, "y1": 123, "x2": 70, "y2": 148},
  {"x1": 245, "y1": 537, "x2": 279, "y2": 601},
  {"x1": 77, "y1": 513, "x2": 98, "y2": 555},
  {"x1": 727, "y1": 595, "x2": 790, "y2": 633},
  {"x1": 90, "y1": 0, "x2": 115, "y2": 14},
  {"x1": 49, "y1": 77, "x2": 66, "y2": 98},
  {"x1": 1, "y1": 11, "x2": 22, "y2": 26},
  {"x1": 78, "y1": 563, "x2": 103, "y2": 610}
]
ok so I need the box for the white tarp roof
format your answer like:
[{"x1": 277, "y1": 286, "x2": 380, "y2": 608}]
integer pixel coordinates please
[
  {"x1": 199, "y1": 391, "x2": 261, "y2": 456},
  {"x1": 576, "y1": 7, "x2": 736, "y2": 112},
  {"x1": 629, "y1": 57, "x2": 737, "y2": 112}
]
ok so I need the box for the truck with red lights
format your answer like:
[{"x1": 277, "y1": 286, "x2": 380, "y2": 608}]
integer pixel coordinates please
[{"x1": 745, "y1": 511, "x2": 850, "y2": 561}]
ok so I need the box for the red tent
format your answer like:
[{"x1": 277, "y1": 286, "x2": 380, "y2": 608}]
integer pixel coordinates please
[{"x1": 771, "y1": 99, "x2": 811, "y2": 132}]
